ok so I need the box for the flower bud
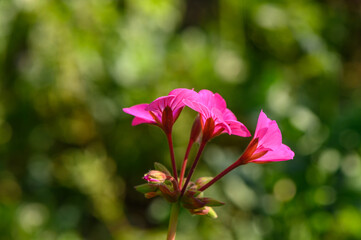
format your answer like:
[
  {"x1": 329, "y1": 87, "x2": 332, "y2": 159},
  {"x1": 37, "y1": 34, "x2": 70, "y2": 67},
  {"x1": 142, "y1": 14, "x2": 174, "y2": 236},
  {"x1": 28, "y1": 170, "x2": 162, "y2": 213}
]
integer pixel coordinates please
[
  {"x1": 189, "y1": 207, "x2": 210, "y2": 215},
  {"x1": 195, "y1": 177, "x2": 213, "y2": 189},
  {"x1": 143, "y1": 170, "x2": 167, "y2": 183},
  {"x1": 205, "y1": 207, "x2": 218, "y2": 218}
]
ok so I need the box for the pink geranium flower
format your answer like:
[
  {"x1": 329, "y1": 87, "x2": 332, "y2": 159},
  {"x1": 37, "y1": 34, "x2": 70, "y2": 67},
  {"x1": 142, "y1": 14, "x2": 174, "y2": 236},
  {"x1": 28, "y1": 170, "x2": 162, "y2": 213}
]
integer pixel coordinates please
[
  {"x1": 183, "y1": 90, "x2": 250, "y2": 142},
  {"x1": 123, "y1": 88, "x2": 196, "y2": 134},
  {"x1": 239, "y1": 110, "x2": 294, "y2": 164}
]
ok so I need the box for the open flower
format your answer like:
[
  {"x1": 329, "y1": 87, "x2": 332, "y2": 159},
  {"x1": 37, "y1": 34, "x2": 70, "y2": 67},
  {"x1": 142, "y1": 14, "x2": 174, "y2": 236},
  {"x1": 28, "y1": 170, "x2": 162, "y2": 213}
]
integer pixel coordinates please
[
  {"x1": 123, "y1": 88, "x2": 197, "y2": 134},
  {"x1": 239, "y1": 110, "x2": 294, "y2": 164},
  {"x1": 183, "y1": 90, "x2": 250, "y2": 142}
]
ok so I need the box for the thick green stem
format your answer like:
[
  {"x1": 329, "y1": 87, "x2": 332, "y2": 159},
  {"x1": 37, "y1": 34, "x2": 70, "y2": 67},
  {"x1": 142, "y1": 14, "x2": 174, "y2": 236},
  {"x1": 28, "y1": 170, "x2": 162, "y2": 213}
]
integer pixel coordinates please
[{"x1": 167, "y1": 202, "x2": 180, "y2": 240}]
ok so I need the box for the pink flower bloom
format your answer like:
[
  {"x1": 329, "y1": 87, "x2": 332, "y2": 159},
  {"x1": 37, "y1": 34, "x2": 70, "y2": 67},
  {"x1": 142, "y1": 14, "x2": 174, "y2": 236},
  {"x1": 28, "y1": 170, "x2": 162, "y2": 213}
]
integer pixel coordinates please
[
  {"x1": 123, "y1": 88, "x2": 197, "y2": 134},
  {"x1": 183, "y1": 90, "x2": 250, "y2": 142},
  {"x1": 239, "y1": 110, "x2": 294, "y2": 164}
]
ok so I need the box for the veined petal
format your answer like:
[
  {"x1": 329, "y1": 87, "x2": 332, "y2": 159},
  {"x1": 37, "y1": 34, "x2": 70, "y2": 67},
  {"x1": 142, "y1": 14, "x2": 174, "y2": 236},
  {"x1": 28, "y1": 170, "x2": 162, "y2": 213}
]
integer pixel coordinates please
[
  {"x1": 255, "y1": 110, "x2": 272, "y2": 138},
  {"x1": 250, "y1": 144, "x2": 294, "y2": 163},
  {"x1": 212, "y1": 108, "x2": 232, "y2": 135},
  {"x1": 183, "y1": 99, "x2": 212, "y2": 121},
  {"x1": 255, "y1": 111, "x2": 282, "y2": 149},
  {"x1": 146, "y1": 95, "x2": 175, "y2": 112},
  {"x1": 123, "y1": 104, "x2": 155, "y2": 125},
  {"x1": 198, "y1": 89, "x2": 227, "y2": 112},
  {"x1": 226, "y1": 120, "x2": 251, "y2": 137},
  {"x1": 168, "y1": 88, "x2": 197, "y2": 110},
  {"x1": 132, "y1": 117, "x2": 155, "y2": 126},
  {"x1": 223, "y1": 109, "x2": 238, "y2": 121}
]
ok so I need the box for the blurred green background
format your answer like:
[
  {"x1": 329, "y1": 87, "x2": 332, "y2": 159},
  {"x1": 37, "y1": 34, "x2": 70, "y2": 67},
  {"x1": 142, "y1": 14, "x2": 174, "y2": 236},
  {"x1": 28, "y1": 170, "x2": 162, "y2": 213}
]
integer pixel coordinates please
[{"x1": 1, "y1": 0, "x2": 361, "y2": 239}]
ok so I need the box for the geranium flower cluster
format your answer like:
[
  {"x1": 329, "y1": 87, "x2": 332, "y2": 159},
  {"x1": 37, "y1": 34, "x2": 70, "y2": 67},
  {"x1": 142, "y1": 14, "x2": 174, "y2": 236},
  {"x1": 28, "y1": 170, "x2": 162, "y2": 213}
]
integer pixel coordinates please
[{"x1": 123, "y1": 88, "x2": 294, "y2": 219}]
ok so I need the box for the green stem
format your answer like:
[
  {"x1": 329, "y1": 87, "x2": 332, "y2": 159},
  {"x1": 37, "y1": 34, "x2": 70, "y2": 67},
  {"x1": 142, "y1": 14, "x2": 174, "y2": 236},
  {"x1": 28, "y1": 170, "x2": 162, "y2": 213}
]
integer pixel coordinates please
[{"x1": 167, "y1": 202, "x2": 180, "y2": 240}]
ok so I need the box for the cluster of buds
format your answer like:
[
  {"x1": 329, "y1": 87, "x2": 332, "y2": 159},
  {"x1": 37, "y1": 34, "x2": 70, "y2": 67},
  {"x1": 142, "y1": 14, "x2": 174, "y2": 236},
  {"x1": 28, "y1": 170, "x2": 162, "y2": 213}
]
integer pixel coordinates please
[
  {"x1": 124, "y1": 88, "x2": 294, "y2": 219},
  {"x1": 136, "y1": 163, "x2": 224, "y2": 218}
]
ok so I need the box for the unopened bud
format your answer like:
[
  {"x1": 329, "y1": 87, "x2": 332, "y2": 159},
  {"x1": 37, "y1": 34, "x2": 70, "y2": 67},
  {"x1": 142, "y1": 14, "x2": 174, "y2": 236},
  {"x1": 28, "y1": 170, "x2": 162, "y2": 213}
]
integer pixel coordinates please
[
  {"x1": 189, "y1": 206, "x2": 210, "y2": 216},
  {"x1": 206, "y1": 207, "x2": 218, "y2": 218},
  {"x1": 189, "y1": 206, "x2": 218, "y2": 218},
  {"x1": 195, "y1": 177, "x2": 213, "y2": 189},
  {"x1": 144, "y1": 170, "x2": 167, "y2": 183}
]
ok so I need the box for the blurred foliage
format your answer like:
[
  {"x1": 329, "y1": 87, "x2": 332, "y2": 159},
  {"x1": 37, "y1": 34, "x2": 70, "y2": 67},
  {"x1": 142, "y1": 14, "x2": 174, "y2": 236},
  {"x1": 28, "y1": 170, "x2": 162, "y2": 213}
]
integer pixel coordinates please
[{"x1": 1, "y1": 0, "x2": 361, "y2": 239}]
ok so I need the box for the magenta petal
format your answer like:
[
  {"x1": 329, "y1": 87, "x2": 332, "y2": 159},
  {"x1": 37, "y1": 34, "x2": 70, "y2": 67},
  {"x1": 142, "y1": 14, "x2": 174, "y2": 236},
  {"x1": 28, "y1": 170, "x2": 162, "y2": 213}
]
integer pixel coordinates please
[
  {"x1": 226, "y1": 120, "x2": 251, "y2": 137},
  {"x1": 255, "y1": 110, "x2": 272, "y2": 137},
  {"x1": 255, "y1": 111, "x2": 282, "y2": 149},
  {"x1": 123, "y1": 104, "x2": 155, "y2": 125},
  {"x1": 251, "y1": 144, "x2": 294, "y2": 163},
  {"x1": 198, "y1": 89, "x2": 227, "y2": 112},
  {"x1": 132, "y1": 117, "x2": 155, "y2": 126},
  {"x1": 259, "y1": 121, "x2": 282, "y2": 149},
  {"x1": 183, "y1": 99, "x2": 212, "y2": 120},
  {"x1": 146, "y1": 96, "x2": 175, "y2": 112},
  {"x1": 223, "y1": 109, "x2": 238, "y2": 121},
  {"x1": 168, "y1": 88, "x2": 197, "y2": 110},
  {"x1": 211, "y1": 107, "x2": 232, "y2": 134}
]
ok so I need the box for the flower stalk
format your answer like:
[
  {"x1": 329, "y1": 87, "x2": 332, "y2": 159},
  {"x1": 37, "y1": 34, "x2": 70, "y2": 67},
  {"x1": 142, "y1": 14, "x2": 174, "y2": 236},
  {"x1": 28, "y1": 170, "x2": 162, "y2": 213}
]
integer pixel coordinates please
[
  {"x1": 167, "y1": 202, "x2": 180, "y2": 240},
  {"x1": 178, "y1": 139, "x2": 193, "y2": 189},
  {"x1": 166, "y1": 132, "x2": 178, "y2": 182},
  {"x1": 199, "y1": 160, "x2": 241, "y2": 192},
  {"x1": 180, "y1": 140, "x2": 207, "y2": 196}
]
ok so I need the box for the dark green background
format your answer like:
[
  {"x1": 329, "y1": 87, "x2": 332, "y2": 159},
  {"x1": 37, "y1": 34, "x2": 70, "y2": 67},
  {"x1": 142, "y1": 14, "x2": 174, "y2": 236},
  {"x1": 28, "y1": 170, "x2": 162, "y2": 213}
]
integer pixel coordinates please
[{"x1": 1, "y1": 0, "x2": 361, "y2": 239}]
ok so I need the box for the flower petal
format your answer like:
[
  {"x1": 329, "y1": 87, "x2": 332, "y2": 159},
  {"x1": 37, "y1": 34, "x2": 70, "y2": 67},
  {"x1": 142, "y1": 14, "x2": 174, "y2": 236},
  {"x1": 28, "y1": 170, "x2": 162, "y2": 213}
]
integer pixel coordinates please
[
  {"x1": 123, "y1": 104, "x2": 156, "y2": 125},
  {"x1": 255, "y1": 111, "x2": 282, "y2": 149},
  {"x1": 250, "y1": 144, "x2": 294, "y2": 163},
  {"x1": 168, "y1": 88, "x2": 197, "y2": 110},
  {"x1": 225, "y1": 120, "x2": 251, "y2": 137},
  {"x1": 146, "y1": 95, "x2": 175, "y2": 112},
  {"x1": 198, "y1": 89, "x2": 227, "y2": 112},
  {"x1": 183, "y1": 99, "x2": 212, "y2": 121}
]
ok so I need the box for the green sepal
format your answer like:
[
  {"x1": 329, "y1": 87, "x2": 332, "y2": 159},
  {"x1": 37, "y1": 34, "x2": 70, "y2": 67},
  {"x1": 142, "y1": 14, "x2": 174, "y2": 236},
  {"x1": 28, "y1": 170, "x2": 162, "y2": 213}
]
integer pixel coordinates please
[
  {"x1": 200, "y1": 197, "x2": 225, "y2": 207},
  {"x1": 154, "y1": 162, "x2": 171, "y2": 176},
  {"x1": 134, "y1": 183, "x2": 157, "y2": 194},
  {"x1": 181, "y1": 193, "x2": 205, "y2": 209},
  {"x1": 159, "y1": 184, "x2": 178, "y2": 202}
]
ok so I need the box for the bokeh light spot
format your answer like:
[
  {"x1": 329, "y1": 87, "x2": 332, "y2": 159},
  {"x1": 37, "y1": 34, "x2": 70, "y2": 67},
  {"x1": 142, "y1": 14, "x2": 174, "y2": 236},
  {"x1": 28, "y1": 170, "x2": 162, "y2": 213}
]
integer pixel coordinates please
[{"x1": 273, "y1": 178, "x2": 296, "y2": 202}]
